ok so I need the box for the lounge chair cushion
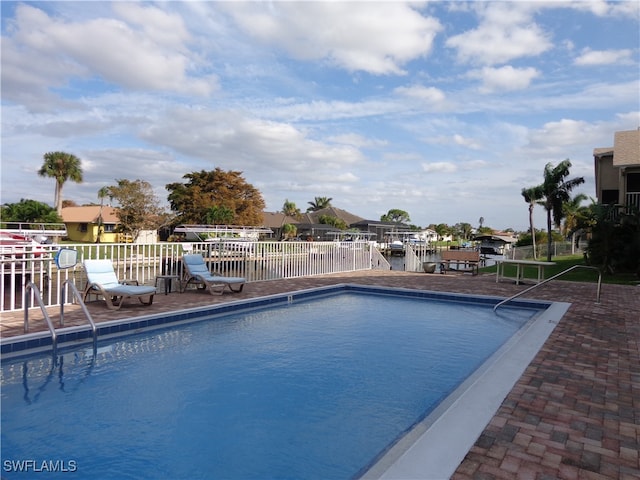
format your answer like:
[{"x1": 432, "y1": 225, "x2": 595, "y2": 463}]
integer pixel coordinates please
[
  {"x1": 83, "y1": 259, "x2": 156, "y2": 310},
  {"x1": 182, "y1": 254, "x2": 245, "y2": 294}
]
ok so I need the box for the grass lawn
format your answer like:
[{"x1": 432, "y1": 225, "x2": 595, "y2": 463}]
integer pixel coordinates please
[{"x1": 480, "y1": 254, "x2": 639, "y2": 285}]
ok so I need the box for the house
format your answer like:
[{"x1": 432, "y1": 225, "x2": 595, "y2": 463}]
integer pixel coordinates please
[
  {"x1": 594, "y1": 128, "x2": 640, "y2": 212},
  {"x1": 290, "y1": 207, "x2": 366, "y2": 241},
  {"x1": 260, "y1": 212, "x2": 301, "y2": 240},
  {"x1": 61, "y1": 205, "x2": 121, "y2": 243}
]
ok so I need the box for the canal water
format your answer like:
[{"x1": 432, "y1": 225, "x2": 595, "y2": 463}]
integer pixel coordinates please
[{"x1": 386, "y1": 252, "x2": 501, "y2": 272}]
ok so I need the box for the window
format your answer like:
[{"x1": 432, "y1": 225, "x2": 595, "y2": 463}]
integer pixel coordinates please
[
  {"x1": 601, "y1": 189, "x2": 619, "y2": 204},
  {"x1": 103, "y1": 224, "x2": 115, "y2": 233},
  {"x1": 78, "y1": 223, "x2": 88, "y2": 232},
  {"x1": 627, "y1": 172, "x2": 640, "y2": 193}
]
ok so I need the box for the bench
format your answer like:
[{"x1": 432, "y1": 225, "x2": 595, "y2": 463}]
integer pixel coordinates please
[{"x1": 440, "y1": 250, "x2": 480, "y2": 275}]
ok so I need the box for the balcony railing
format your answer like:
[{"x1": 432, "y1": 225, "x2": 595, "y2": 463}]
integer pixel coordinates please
[
  {"x1": 626, "y1": 192, "x2": 640, "y2": 211},
  {"x1": 1, "y1": 241, "x2": 380, "y2": 312}
]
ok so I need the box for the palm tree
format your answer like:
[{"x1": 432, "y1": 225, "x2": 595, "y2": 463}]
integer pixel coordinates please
[
  {"x1": 282, "y1": 199, "x2": 301, "y2": 219},
  {"x1": 539, "y1": 160, "x2": 585, "y2": 262},
  {"x1": 306, "y1": 196, "x2": 332, "y2": 212},
  {"x1": 37, "y1": 151, "x2": 83, "y2": 216},
  {"x1": 562, "y1": 193, "x2": 588, "y2": 254},
  {"x1": 96, "y1": 186, "x2": 111, "y2": 243},
  {"x1": 521, "y1": 185, "x2": 544, "y2": 259}
]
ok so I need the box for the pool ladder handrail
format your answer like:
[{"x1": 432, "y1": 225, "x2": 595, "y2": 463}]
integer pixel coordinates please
[
  {"x1": 24, "y1": 281, "x2": 59, "y2": 354},
  {"x1": 61, "y1": 279, "x2": 98, "y2": 353},
  {"x1": 493, "y1": 265, "x2": 602, "y2": 311},
  {"x1": 24, "y1": 279, "x2": 97, "y2": 355}
]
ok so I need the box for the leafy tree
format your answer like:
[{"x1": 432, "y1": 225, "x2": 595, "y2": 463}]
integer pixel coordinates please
[
  {"x1": 318, "y1": 214, "x2": 348, "y2": 230},
  {"x1": 166, "y1": 169, "x2": 265, "y2": 226},
  {"x1": 583, "y1": 203, "x2": 640, "y2": 274},
  {"x1": 380, "y1": 209, "x2": 410, "y2": 223},
  {"x1": 282, "y1": 199, "x2": 301, "y2": 219},
  {"x1": 306, "y1": 196, "x2": 332, "y2": 212},
  {"x1": 431, "y1": 223, "x2": 451, "y2": 240},
  {"x1": 37, "y1": 151, "x2": 83, "y2": 216},
  {"x1": 281, "y1": 223, "x2": 297, "y2": 240},
  {"x1": 521, "y1": 185, "x2": 544, "y2": 259},
  {"x1": 205, "y1": 205, "x2": 234, "y2": 224},
  {"x1": 95, "y1": 186, "x2": 111, "y2": 243},
  {"x1": 562, "y1": 193, "x2": 588, "y2": 252},
  {"x1": 539, "y1": 160, "x2": 585, "y2": 262},
  {"x1": 453, "y1": 222, "x2": 473, "y2": 241},
  {"x1": 1, "y1": 199, "x2": 61, "y2": 223},
  {"x1": 107, "y1": 179, "x2": 166, "y2": 242}
]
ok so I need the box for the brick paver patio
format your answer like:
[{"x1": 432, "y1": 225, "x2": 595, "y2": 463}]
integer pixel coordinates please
[{"x1": 2, "y1": 270, "x2": 638, "y2": 479}]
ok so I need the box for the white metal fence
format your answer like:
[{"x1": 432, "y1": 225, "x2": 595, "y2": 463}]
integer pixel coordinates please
[
  {"x1": 507, "y1": 241, "x2": 586, "y2": 260},
  {"x1": 1, "y1": 241, "x2": 382, "y2": 312}
]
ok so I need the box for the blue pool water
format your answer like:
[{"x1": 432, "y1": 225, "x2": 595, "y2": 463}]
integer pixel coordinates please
[{"x1": 1, "y1": 288, "x2": 545, "y2": 479}]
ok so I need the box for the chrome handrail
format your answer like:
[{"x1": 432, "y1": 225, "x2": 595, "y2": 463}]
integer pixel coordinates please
[
  {"x1": 24, "y1": 281, "x2": 58, "y2": 355},
  {"x1": 61, "y1": 279, "x2": 98, "y2": 353},
  {"x1": 494, "y1": 265, "x2": 602, "y2": 311}
]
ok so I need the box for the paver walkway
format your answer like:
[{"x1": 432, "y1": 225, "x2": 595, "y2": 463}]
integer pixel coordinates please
[{"x1": 2, "y1": 270, "x2": 638, "y2": 479}]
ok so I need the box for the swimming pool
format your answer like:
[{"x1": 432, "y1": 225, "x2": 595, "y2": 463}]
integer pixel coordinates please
[{"x1": 1, "y1": 285, "x2": 567, "y2": 479}]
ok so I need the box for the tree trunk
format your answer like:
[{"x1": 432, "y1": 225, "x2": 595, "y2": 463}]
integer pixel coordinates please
[
  {"x1": 546, "y1": 209, "x2": 553, "y2": 262},
  {"x1": 529, "y1": 204, "x2": 537, "y2": 260}
]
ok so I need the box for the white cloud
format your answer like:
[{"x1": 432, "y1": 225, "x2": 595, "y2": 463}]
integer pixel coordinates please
[
  {"x1": 1, "y1": 3, "x2": 215, "y2": 110},
  {"x1": 222, "y1": 2, "x2": 442, "y2": 74},
  {"x1": 574, "y1": 48, "x2": 634, "y2": 66},
  {"x1": 394, "y1": 85, "x2": 446, "y2": 104},
  {"x1": 421, "y1": 162, "x2": 458, "y2": 173},
  {"x1": 469, "y1": 66, "x2": 540, "y2": 92},
  {"x1": 140, "y1": 107, "x2": 366, "y2": 177},
  {"x1": 446, "y1": 3, "x2": 552, "y2": 65},
  {"x1": 453, "y1": 134, "x2": 483, "y2": 150}
]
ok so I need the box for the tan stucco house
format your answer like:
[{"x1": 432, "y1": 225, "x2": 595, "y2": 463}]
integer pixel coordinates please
[{"x1": 594, "y1": 128, "x2": 640, "y2": 211}]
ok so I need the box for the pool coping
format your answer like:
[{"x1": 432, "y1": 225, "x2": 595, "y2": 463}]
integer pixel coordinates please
[{"x1": 361, "y1": 300, "x2": 570, "y2": 479}]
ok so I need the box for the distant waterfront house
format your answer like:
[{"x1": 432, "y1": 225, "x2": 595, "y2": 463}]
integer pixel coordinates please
[
  {"x1": 261, "y1": 212, "x2": 301, "y2": 240},
  {"x1": 594, "y1": 128, "x2": 640, "y2": 212},
  {"x1": 61, "y1": 205, "x2": 120, "y2": 243}
]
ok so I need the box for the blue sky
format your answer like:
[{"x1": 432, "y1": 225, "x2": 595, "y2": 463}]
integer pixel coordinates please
[{"x1": 1, "y1": 1, "x2": 638, "y2": 231}]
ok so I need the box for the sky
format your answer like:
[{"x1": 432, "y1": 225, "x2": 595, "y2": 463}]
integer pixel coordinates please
[{"x1": 1, "y1": 1, "x2": 639, "y2": 232}]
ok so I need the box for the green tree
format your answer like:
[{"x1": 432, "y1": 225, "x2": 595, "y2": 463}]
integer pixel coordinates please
[
  {"x1": 454, "y1": 222, "x2": 473, "y2": 241},
  {"x1": 281, "y1": 223, "x2": 297, "y2": 240},
  {"x1": 37, "y1": 151, "x2": 83, "y2": 216},
  {"x1": 432, "y1": 223, "x2": 451, "y2": 241},
  {"x1": 583, "y1": 203, "x2": 640, "y2": 274},
  {"x1": 380, "y1": 209, "x2": 410, "y2": 223},
  {"x1": 166, "y1": 169, "x2": 265, "y2": 226},
  {"x1": 282, "y1": 199, "x2": 301, "y2": 219},
  {"x1": 521, "y1": 185, "x2": 544, "y2": 259},
  {"x1": 318, "y1": 214, "x2": 347, "y2": 230},
  {"x1": 205, "y1": 205, "x2": 234, "y2": 224},
  {"x1": 306, "y1": 196, "x2": 332, "y2": 212},
  {"x1": 562, "y1": 192, "x2": 588, "y2": 253},
  {"x1": 539, "y1": 160, "x2": 585, "y2": 262},
  {"x1": 107, "y1": 179, "x2": 166, "y2": 242},
  {"x1": 1, "y1": 199, "x2": 61, "y2": 223},
  {"x1": 95, "y1": 186, "x2": 111, "y2": 243}
]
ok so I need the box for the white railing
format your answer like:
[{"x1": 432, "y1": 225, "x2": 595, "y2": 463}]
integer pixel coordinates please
[{"x1": 1, "y1": 241, "x2": 377, "y2": 312}]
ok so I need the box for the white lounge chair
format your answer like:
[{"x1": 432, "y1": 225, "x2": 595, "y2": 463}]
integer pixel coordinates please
[
  {"x1": 182, "y1": 254, "x2": 245, "y2": 295},
  {"x1": 83, "y1": 259, "x2": 156, "y2": 310}
]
